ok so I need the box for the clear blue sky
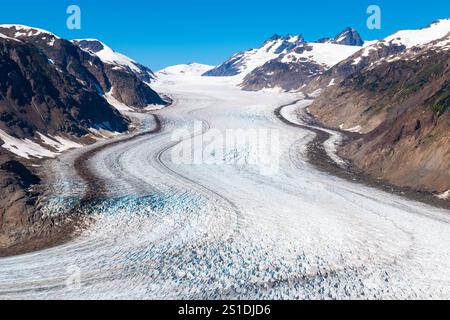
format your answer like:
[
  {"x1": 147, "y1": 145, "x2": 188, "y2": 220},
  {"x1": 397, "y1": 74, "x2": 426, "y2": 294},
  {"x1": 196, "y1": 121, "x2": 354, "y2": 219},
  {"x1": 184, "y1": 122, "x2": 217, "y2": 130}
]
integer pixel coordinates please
[{"x1": 0, "y1": 0, "x2": 449, "y2": 70}]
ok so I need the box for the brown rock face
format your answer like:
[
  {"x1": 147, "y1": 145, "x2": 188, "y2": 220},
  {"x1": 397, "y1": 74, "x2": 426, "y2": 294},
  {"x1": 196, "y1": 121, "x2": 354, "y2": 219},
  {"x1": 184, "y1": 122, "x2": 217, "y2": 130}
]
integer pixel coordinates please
[
  {"x1": 310, "y1": 44, "x2": 450, "y2": 193},
  {"x1": 0, "y1": 151, "x2": 39, "y2": 249},
  {"x1": 104, "y1": 64, "x2": 165, "y2": 107}
]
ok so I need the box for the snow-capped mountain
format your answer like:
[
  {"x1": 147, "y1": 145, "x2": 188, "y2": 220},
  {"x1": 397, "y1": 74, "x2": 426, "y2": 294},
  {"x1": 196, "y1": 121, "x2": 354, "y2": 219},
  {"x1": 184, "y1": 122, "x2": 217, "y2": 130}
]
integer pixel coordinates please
[
  {"x1": 158, "y1": 63, "x2": 214, "y2": 76},
  {"x1": 304, "y1": 19, "x2": 450, "y2": 93},
  {"x1": 0, "y1": 23, "x2": 173, "y2": 164},
  {"x1": 317, "y1": 27, "x2": 364, "y2": 46},
  {"x1": 0, "y1": 26, "x2": 130, "y2": 146},
  {"x1": 72, "y1": 39, "x2": 156, "y2": 83},
  {"x1": 0, "y1": 25, "x2": 166, "y2": 111},
  {"x1": 203, "y1": 34, "x2": 305, "y2": 78},
  {"x1": 241, "y1": 28, "x2": 364, "y2": 91}
]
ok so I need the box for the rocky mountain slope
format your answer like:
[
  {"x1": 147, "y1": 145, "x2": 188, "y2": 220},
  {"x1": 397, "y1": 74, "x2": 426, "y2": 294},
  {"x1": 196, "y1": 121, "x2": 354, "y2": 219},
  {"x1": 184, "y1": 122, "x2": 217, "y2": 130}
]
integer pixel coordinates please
[{"x1": 309, "y1": 31, "x2": 450, "y2": 195}]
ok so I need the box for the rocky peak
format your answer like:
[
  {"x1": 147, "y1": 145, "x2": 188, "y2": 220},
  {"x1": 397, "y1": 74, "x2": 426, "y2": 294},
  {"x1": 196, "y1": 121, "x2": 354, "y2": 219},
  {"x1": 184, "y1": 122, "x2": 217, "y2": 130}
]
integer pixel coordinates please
[
  {"x1": 73, "y1": 39, "x2": 105, "y2": 53},
  {"x1": 334, "y1": 27, "x2": 364, "y2": 46},
  {"x1": 318, "y1": 27, "x2": 363, "y2": 46},
  {"x1": 262, "y1": 33, "x2": 305, "y2": 54}
]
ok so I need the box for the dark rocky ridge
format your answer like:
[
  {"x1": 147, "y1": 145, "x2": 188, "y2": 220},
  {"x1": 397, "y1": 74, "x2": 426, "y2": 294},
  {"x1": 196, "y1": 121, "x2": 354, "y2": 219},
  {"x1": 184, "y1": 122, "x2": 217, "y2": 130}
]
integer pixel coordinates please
[{"x1": 318, "y1": 27, "x2": 364, "y2": 46}]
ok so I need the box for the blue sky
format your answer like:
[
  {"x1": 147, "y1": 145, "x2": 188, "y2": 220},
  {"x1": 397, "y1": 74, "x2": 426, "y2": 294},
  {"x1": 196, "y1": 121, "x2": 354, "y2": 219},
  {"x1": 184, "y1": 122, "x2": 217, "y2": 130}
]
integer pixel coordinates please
[{"x1": 0, "y1": 0, "x2": 449, "y2": 70}]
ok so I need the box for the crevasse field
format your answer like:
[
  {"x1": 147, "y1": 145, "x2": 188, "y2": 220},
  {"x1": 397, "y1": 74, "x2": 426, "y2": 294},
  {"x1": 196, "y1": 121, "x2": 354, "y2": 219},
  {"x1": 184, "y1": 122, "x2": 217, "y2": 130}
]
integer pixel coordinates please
[{"x1": 1, "y1": 74, "x2": 450, "y2": 299}]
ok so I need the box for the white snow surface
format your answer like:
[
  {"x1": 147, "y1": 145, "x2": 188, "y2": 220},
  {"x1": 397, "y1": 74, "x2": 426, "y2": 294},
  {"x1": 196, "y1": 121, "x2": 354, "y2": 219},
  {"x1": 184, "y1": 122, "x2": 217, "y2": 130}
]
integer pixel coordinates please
[
  {"x1": 437, "y1": 190, "x2": 450, "y2": 200},
  {"x1": 0, "y1": 129, "x2": 84, "y2": 159},
  {"x1": 0, "y1": 129, "x2": 57, "y2": 159},
  {"x1": 158, "y1": 63, "x2": 214, "y2": 76},
  {"x1": 0, "y1": 74, "x2": 449, "y2": 299},
  {"x1": 384, "y1": 19, "x2": 450, "y2": 49},
  {"x1": 281, "y1": 42, "x2": 362, "y2": 68}
]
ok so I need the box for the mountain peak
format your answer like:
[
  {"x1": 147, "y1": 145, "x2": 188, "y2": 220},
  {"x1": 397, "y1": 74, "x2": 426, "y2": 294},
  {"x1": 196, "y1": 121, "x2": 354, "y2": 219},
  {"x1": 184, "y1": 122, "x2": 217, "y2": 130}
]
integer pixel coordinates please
[
  {"x1": 266, "y1": 34, "x2": 282, "y2": 42},
  {"x1": 261, "y1": 33, "x2": 305, "y2": 54},
  {"x1": 334, "y1": 27, "x2": 363, "y2": 46},
  {"x1": 317, "y1": 27, "x2": 363, "y2": 46}
]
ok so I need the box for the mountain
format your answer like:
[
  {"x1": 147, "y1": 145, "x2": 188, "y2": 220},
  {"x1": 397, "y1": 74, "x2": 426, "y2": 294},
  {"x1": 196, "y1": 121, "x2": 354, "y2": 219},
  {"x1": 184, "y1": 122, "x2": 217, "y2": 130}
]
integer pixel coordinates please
[
  {"x1": 158, "y1": 63, "x2": 214, "y2": 76},
  {"x1": 309, "y1": 30, "x2": 450, "y2": 194},
  {"x1": 241, "y1": 28, "x2": 363, "y2": 91},
  {"x1": 203, "y1": 34, "x2": 305, "y2": 77},
  {"x1": 72, "y1": 39, "x2": 156, "y2": 83},
  {"x1": 304, "y1": 19, "x2": 450, "y2": 94},
  {"x1": 71, "y1": 39, "x2": 166, "y2": 109},
  {"x1": 0, "y1": 24, "x2": 170, "y2": 159},
  {"x1": 317, "y1": 27, "x2": 364, "y2": 46},
  {"x1": 0, "y1": 25, "x2": 166, "y2": 113},
  {"x1": 0, "y1": 27, "x2": 130, "y2": 149}
]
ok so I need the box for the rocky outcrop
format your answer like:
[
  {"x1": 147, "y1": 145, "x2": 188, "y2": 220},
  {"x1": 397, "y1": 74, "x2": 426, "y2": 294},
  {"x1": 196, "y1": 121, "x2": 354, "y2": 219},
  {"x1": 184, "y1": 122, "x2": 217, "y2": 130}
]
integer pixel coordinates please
[
  {"x1": 318, "y1": 27, "x2": 364, "y2": 46},
  {"x1": 0, "y1": 150, "x2": 39, "y2": 250}
]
